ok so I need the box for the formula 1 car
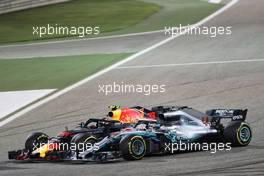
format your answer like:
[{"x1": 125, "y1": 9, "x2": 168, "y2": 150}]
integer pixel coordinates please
[
  {"x1": 109, "y1": 105, "x2": 252, "y2": 147},
  {"x1": 8, "y1": 106, "x2": 156, "y2": 161},
  {"x1": 75, "y1": 106, "x2": 252, "y2": 161},
  {"x1": 8, "y1": 118, "x2": 130, "y2": 160}
]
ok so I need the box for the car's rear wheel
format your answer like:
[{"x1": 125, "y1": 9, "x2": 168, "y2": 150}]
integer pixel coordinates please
[
  {"x1": 25, "y1": 132, "x2": 49, "y2": 152},
  {"x1": 120, "y1": 135, "x2": 146, "y2": 161},
  {"x1": 224, "y1": 121, "x2": 252, "y2": 146}
]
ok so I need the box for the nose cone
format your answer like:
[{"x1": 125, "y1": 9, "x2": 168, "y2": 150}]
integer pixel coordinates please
[{"x1": 108, "y1": 109, "x2": 121, "y2": 121}]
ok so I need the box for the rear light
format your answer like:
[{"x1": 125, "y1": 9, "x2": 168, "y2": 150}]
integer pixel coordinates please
[{"x1": 57, "y1": 131, "x2": 73, "y2": 137}]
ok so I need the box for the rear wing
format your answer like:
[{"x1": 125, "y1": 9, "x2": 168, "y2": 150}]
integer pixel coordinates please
[{"x1": 206, "y1": 109, "x2": 247, "y2": 121}]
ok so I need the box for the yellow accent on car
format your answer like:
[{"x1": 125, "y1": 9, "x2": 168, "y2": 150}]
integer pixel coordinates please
[
  {"x1": 32, "y1": 144, "x2": 49, "y2": 158},
  {"x1": 84, "y1": 136, "x2": 97, "y2": 143},
  {"x1": 110, "y1": 109, "x2": 121, "y2": 121}
]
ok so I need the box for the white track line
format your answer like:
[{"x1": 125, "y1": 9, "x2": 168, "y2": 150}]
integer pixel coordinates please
[
  {"x1": 208, "y1": 0, "x2": 222, "y2": 4},
  {"x1": 0, "y1": 30, "x2": 164, "y2": 48},
  {"x1": 116, "y1": 58, "x2": 264, "y2": 69},
  {"x1": 0, "y1": 0, "x2": 239, "y2": 127}
]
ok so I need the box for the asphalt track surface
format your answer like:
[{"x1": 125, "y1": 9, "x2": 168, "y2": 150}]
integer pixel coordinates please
[
  {"x1": 0, "y1": 32, "x2": 165, "y2": 59},
  {"x1": 1, "y1": 0, "x2": 264, "y2": 175}
]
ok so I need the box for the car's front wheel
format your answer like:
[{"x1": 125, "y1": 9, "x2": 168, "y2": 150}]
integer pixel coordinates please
[
  {"x1": 25, "y1": 132, "x2": 49, "y2": 152},
  {"x1": 120, "y1": 135, "x2": 147, "y2": 161}
]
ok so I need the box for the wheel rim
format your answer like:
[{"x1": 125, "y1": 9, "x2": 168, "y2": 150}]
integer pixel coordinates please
[
  {"x1": 131, "y1": 139, "x2": 145, "y2": 156},
  {"x1": 83, "y1": 136, "x2": 97, "y2": 150},
  {"x1": 34, "y1": 135, "x2": 48, "y2": 148},
  {"x1": 239, "y1": 126, "x2": 251, "y2": 142}
]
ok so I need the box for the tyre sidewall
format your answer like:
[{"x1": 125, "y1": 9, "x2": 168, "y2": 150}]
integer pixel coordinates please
[
  {"x1": 120, "y1": 135, "x2": 147, "y2": 160},
  {"x1": 224, "y1": 121, "x2": 252, "y2": 146},
  {"x1": 25, "y1": 132, "x2": 49, "y2": 151},
  {"x1": 71, "y1": 133, "x2": 97, "y2": 153}
]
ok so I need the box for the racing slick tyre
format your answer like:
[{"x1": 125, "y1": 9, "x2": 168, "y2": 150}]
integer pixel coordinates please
[
  {"x1": 120, "y1": 135, "x2": 147, "y2": 161},
  {"x1": 25, "y1": 132, "x2": 49, "y2": 152},
  {"x1": 71, "y1": 133, "x2": 98, "y2": 158},
  {"x1": 224, "y1": 121, "x2": 252, "y2": 147}
]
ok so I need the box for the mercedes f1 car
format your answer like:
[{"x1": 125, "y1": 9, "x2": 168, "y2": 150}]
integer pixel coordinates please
[
  {"x1": 74, "y1": 106, "x2": 252, "y2": 161},
  {"x1": 8, "y1": 106, "x2": 252, "y2": 162}
]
